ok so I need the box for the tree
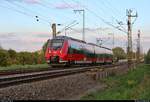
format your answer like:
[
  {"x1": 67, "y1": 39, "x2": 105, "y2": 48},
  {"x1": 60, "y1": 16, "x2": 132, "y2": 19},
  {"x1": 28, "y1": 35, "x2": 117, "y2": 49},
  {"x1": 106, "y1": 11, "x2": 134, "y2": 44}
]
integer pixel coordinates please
[
  {"x1": 18, "y1": 52, "x2": 33, "y2": 65},
  {"x1": 38, "y1": 51, "x2": 46, "y2": 64},
  {"x1": 112, "y1": 47, "x2": 126, "y2": 61},
  {"x1": 0, "y1": 49, "x2": 11, "y2": 66},
  {"x1": 0, "y1": 47, "x2": 47, "y2": 66},
  {"x1": 8, "y1": 49, "x2": 18, "y2": 64},
  {"x1": 145, "y1": 49, "x2": 150, "y2": 64},
  {"x1": 32, "y1": 52, "x2": 39, "y2": 64},
  {"x1": 8, "y1": 49, "x2": 17, "y2": 59}
]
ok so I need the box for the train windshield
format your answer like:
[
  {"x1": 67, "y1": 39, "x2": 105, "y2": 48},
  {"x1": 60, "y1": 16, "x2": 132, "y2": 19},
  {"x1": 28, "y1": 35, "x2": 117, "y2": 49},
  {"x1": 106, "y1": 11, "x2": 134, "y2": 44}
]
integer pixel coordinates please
[{"x1": 51, "y1": 39, "x2": 64, "y2": 50}]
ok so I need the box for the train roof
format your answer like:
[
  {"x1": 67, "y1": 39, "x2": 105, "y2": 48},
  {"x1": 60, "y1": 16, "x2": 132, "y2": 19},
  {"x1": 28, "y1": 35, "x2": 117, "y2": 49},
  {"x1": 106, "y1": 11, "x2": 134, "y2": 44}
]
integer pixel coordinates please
[
  {"x1": 53, "y1": 36, "x2": 86, "y2": 43},
  {"x1": 87, "y1": 43, "x2": 112, "y2": 51},
  {"x1": 52, "y1": 36, "x2": 112, "y2": 51}
]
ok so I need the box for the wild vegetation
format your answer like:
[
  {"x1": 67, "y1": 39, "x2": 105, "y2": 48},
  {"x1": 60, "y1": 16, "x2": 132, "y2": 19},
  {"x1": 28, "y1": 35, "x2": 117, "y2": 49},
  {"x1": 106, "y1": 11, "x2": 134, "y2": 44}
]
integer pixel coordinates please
[
  {"x1": 82, "y1": 64, "x2": 150, "y2": 100},
  {"x1": 145, "y1": 49, "x2": 150, "y2": 64},
  {"x1": 0, "y1": 44, "x2": 47, "y2": 67},
  {"x1": 112, "y1": 47, "x2": 127, "y2": 61}
]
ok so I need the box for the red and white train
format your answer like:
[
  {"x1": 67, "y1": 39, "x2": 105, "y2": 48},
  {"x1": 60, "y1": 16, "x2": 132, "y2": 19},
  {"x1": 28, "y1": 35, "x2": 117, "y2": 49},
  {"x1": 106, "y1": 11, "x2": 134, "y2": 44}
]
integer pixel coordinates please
[{"x1": 45, "y1": 36, "x2": 113, "y2": 67}]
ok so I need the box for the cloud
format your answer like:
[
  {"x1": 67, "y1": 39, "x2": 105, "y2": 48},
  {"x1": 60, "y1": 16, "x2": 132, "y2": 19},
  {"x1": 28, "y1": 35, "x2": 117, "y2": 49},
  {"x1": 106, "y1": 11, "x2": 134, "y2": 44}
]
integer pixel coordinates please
[
  {"x1": 54, "y1": 2, "x2": 81, "y2": 9},
  {"x1": 31, "y1": 32, "x2": 52, "y2": 38},
  {"x1": 5, "y1": 0, "x2": 40, "y2": 4},
  {"x1": 23, "y1": 0, "x2": 39, "y2": 4},
  {"x1": 0, "y1": 31, "x2": 50, "y2": 52},
  {"x1": 0, "y1": 30, "x2": 149, "y2": 53},
  {"x1": 0, "y1": 32, "x2": 17, "y2": 39}
]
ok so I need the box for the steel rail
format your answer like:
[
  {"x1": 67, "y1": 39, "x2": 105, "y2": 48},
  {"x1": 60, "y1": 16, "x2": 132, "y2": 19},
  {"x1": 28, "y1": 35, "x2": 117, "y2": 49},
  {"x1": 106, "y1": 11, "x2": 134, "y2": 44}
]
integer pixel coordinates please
[
  {"x1": 0, "y1": 62, "x2": 128, "y2": 88},
  {"x1": 0, "y1": 62, "x2": 124, "y2": 76}
]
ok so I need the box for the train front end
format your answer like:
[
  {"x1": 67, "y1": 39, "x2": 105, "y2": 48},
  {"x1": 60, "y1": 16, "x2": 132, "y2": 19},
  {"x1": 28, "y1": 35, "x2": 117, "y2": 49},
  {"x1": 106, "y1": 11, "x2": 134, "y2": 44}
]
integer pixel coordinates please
[{"x1": 45, "y1": 37, "x2": 68, "y2": 66}]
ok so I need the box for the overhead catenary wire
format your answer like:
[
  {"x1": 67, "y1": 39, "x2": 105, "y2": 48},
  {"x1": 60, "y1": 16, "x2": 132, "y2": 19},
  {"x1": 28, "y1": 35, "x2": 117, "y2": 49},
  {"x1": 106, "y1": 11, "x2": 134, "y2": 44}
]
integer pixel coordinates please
[
  {"x1": 0, "y1": 4, "x2": 33, "y2": 18},
  {"x1": 5, "y1": 0, "x2": 51, "y2": 25},
  {"x1": 102, "y1": 0, "x2": 123, "y2": 19},
  {"x1": 2, "y1": 0, "x2": 129, "y2": 47},
  {"x1": 71, "y1": 0, "x2": 128, "y2": 34},
  {"x1": 36, "y1": 0, "x2": 78, "y2": 24},
  {"x1": 99, "y1": 0, "x2": 127, "y2": 32},
  {"x1": 90, "y1": 0, "x2": 127, "y2": 33},
  {"x1": 32, "y1": 0, "x2": 82, "y2": 34},
  {"x1": 64, "y1": 0, "x2": 127, "y2": 47},
  {"x1": 63, "y1": 0, "x2": 106, "y2": 36},
  {"x1": 0, "y1": 4, "x2": 50, "y2": 26},
  {"x1": 96, "y1": 0, "x2": 120, "y2": 20},
  {"x1": 75, "y1": 0, "x2": 127, "y2": 48},
  {"x1": 88, "y1": 0, "x2": 126, "y2": 34}
]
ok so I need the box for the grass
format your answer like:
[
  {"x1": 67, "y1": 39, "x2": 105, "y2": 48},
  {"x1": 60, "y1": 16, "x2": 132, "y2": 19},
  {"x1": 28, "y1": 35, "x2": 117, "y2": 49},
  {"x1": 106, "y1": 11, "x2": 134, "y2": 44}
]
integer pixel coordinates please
[
  {"x1": 82, "y1": 64, "x2": 150, "y2": 100},
  {"x1": 0, "y1": 64, "x2": 49, "y2": 72}
]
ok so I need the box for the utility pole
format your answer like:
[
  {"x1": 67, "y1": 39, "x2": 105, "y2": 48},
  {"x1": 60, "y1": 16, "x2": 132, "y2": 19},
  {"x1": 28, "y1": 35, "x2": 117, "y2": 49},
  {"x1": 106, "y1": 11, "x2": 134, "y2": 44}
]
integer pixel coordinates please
[
  {"x1": 74, "y1": 9, "x2": 85, "y2": 41},
  {"x1": 126, "y1": 9, "x2": 138, "y2": 67},
  {"x1": 52, "y1": 23, "x2": 56, "y2": 38},
  {"x1": 137, "y1": 30, "x2": 141, "y2": 63},
  {"x1": 113, "y1": 33, "x2": 114, "y2": 49}
]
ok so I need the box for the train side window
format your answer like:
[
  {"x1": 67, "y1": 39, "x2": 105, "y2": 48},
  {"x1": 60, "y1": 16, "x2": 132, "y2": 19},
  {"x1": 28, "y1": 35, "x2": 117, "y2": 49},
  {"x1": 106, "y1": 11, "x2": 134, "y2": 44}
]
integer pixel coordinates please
[{"x1": 73, "y1": 49, "x2": 78, "y2": 53}]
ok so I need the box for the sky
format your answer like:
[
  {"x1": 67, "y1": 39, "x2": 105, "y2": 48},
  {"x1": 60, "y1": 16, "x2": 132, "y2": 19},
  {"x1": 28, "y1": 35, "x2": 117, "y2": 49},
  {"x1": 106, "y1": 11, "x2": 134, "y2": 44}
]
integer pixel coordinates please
[{"x1": 0, "y1": 0, "x2": 149, "y2": 53}]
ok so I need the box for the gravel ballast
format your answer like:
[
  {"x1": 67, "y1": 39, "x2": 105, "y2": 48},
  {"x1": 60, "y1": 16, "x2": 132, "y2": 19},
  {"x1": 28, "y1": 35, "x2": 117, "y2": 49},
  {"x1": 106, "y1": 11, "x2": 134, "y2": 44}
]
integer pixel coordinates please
[
  {"x1": 0, "y1": 72, "x2": 103, "y2": 100},
  {"x1": 0, "y1": 64, "x2": 132, "y2": 100}
]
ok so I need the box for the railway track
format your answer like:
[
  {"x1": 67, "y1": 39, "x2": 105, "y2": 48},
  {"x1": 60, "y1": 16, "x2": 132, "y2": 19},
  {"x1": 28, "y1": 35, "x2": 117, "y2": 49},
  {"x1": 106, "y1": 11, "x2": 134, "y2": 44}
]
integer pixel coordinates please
[
  {"x1": 0, "y1": 67, "x2": 70, "y2": 76},
  {"x1": 0, "y1": 62, "x2": 128, "y2": 88},
  {"x1": 0, "y1": 62, "x2": 125, "y2": 76}
]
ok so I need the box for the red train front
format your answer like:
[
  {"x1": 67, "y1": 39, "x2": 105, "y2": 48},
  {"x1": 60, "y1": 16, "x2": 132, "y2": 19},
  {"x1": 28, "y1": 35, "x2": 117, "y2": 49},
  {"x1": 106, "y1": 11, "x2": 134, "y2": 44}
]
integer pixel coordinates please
[{"x1": 45, "y1": 36, "x2": 69, "y2": 66}]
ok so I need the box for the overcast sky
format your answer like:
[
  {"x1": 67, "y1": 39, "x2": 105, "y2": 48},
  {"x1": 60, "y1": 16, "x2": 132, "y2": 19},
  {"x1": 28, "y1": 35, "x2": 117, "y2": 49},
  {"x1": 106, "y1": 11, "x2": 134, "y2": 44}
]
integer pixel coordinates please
[{"x1": 0, "y1": 0, "x2": 149, "y2": 53}]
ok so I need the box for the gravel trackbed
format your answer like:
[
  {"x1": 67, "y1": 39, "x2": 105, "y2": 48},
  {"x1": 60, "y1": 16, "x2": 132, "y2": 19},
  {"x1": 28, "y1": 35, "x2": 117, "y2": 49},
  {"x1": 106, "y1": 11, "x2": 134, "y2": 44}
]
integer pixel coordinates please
[{"x1": 0, "y1": 72, "x2": 103, "y2": 100}]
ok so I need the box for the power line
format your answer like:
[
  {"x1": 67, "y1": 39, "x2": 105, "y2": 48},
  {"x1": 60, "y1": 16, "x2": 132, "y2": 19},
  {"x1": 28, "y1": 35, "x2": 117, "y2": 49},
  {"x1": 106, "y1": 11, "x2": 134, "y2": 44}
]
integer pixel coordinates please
[
  {"x1": 71, "y1": 0, "x2": 103, "y2": 29},
  {"x1": 0, "y1": 4, "x2": 33, "y2": 17},
  {"x1": 103, "y1": 0, "x2": 123, "y2": 18},
  {"x1": 97, "y1": 0, "x2": 120, "y2": 20},
  {"x1": 36, "y1": 0, "x2": 77, "y2": 24},
  {"x1": 63, "y1": 0, "x2": 127, "y2": 46},
  {"x1": 0, "y1": 4, "x2": 49, "y2": 26},
  {"x1": 71, "y1": 0, "x2": 127, "y2": 34},
  {"x1": 5, "y1": 0, "x2": 51, "y2": 24},
  {"x1": 95, "y1": 0, "x2": 127, "y2": 34},
  {"x1": 63, "y1": 0, "x2": 114, "y2": 40},
  {"x1": 64, "y1": 0, "x2": 112, "y2": 37},
  {"x1": 81, "y1": 0, "x2": 126, "y2": 31},
  {"x1": 88, "y1": 0, "x2": 117, "y2": 25}
]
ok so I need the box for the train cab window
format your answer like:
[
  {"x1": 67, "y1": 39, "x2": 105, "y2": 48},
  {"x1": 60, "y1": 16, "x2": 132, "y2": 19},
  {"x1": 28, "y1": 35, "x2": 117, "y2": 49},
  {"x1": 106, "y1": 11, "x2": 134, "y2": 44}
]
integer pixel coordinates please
[
  {"x1": 47, "y1": 39, "x2": 51, "y2": 47},
  {"x1": 68, "y1": 47, "x2": 73, "y2": 54},
  {"x1": 51, "y1": 39, "x2": 64, "y2": 50}
]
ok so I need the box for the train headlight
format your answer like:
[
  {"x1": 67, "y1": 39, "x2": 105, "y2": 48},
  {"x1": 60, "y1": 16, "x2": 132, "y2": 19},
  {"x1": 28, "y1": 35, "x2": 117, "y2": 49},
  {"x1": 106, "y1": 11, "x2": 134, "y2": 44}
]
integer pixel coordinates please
[{"x1": 46, "y1": 60, "x2": 50, "y2": 63}]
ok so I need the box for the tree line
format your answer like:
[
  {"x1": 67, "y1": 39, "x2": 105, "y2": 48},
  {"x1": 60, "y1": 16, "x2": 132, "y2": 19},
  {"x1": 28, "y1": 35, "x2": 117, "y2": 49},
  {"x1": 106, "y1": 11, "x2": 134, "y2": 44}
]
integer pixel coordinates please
[{"x1": 0, "y1": 48, "x2": 46, "y2": 67}]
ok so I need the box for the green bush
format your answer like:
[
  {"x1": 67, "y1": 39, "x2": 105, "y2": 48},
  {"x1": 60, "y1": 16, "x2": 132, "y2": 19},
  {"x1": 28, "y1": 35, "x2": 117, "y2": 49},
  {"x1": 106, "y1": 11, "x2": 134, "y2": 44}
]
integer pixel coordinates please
[
  {"x1": 145, "y1": 49, "x2": 150, "y2": 64},
  {"x1": 112, "y1": 47, "x2": 127, "y2": 60},
  {"x1": 0, "y1": 49, "x2": 11, "y2": 67},
  {"x1": 0, "y1": 47, "x2": 46, "y2": 67}
]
